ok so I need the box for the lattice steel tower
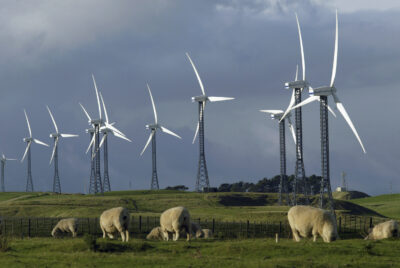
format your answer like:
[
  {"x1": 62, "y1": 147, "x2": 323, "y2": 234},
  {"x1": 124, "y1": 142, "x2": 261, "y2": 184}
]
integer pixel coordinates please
[
  {"x1": 195, "y1": 101, "x2": 209, "y2": 192},
  {"x1": 26, "y1": 146, "x2": 33, "y2": 192},
  {"x1": 140, "y1": 84, "x2": 181, "y2": 190},
  {"x1": 52, "y1": 142, "x2": 61, "y2": 193},
  {"x1": 102, "y1": 131, "x2": 111, "y2": 192},
  {"x1": 93, "y1": 123, "x2": 103, "y2": 194},
  {"x1": 186, "y1": 53, "x2": 234, "y2": 192},
  {"x1": 259, "y1": 109, "x2": 296, "y2": 205}
]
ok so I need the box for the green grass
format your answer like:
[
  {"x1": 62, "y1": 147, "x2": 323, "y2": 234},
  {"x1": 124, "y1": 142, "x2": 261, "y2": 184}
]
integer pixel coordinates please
[
  {"x1": 351, "y1": 194, "x2": 400, "y2": 220},
  {"x1": 0, "y1": 237, "x2": 399, "y2": 267},
  {"x1": 0, "y1": 190, "x2": 385, "y2": 222}
]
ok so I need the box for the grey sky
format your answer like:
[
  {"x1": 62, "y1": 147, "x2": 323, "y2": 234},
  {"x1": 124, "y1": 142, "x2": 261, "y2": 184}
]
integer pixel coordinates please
[{"x1": 0, "y1": 0, "x2": 398, "y2": 195}]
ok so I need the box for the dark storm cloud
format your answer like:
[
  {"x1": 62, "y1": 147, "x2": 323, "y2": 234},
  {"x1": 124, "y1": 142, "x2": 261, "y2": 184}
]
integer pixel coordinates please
[{"x1": 0, "y1": 0, "x2": 398, "y2": 195}]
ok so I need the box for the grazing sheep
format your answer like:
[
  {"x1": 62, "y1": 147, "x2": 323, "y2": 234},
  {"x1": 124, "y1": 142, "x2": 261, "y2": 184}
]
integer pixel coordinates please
[
  {"x1": 146, "y1": 227, "x2": 165, "y2": 240},
  {"x1": 100, "y1": 207, "x2": 130, "y2": 242},
  {"x1": 51, "y1": 218, "x2": 78, "y2": 238},
  {"x1": 196, "y1": 229, "x2": 213, "y2": 239},
  {"x1": 288, "y1": 205, "x2": 338, "y2": 243},
  {"x1": 365, "y1": 220, "x2": 398, "y2": 240},
  {"x1": 160, "y1": 206, "x2": 191, "y2": 241}
]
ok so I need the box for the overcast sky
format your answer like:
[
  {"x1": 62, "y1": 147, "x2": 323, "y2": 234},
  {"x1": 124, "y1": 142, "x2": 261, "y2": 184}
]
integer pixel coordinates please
[{"x1": 0, "y1": 0, "x2": 399, "y2": 195}]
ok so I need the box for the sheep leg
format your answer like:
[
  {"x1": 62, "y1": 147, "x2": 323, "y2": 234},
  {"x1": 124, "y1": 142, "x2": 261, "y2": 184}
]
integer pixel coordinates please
[
  {"x1": 101, "y1": 226, "x2": 106, "y2": 239},
  {"x1": 174, "y1": 230, "x2": 180, "y2": 241},
  {"x1": 125, "y1": 230, "x2": 129, "y2": 242},
  {"x1": 292, "y1": 228, "x2": 301, "y2": 242},
  {"x1": 120, "y1": 231, "x2": 126, "y2": 242},
  {"x1": 162, "y1": 231, "x2": 169, "y2": 241}
]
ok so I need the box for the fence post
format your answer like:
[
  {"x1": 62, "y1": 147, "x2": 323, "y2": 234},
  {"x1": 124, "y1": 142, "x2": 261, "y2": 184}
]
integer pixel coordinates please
[
  {"x1": 338, "y1": 217, "x2": 342, "y2": 233},
  {"x1": 146, "y1": 216, "x2": 149, "y2": 231},
  {"x1": 212, "y1": 219, "x2": 215, "y2": 234},
  {"x1": 246, "y1": 220, "x2": 249, "y2": 238},
  {"x1": 369, "y1": 217, "x2": 373, "y2": 229},
  {"x1": 279, "y1": 221, "x2": 282, "y2": 237},
  {"x1": 139, "y1": 216, "x2": 142, "y2": 233}
]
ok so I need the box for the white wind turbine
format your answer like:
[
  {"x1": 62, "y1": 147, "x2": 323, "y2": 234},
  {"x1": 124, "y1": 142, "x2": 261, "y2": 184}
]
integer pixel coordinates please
[
  {"x1": 140, "y1": 84, "x2": 181, "y2": 190},
  {"x1": 0, "y1": 153, "x2": 17, "y2": 192},
  {"x1": 291, "y1": 10, "x2": 366, "y2": 211},
  {"x1": 21, "y1": 109, "x2": 49, "y2": 192},
  {"x1": 46, "y1": 106, "x2": 79, "y2": 193},
  {"x1": 186, "y1": 52, "x2": 234, "y2": 192},
  {"x1": 97, "y1": 92, "x2": 131, "y2": 192}
]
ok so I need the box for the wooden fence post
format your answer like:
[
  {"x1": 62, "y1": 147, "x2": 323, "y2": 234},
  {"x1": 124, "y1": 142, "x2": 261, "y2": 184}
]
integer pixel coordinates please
[
  {"x1": 246, "y1": 220, "x2": 249, "y2": 238},
  {"x1": 279, "y1": 221, "x2": 282, "y2": 237},
  {"x1": 369, "y1": 217, "x2": 373, "y2": 229},
  {"x1": 139, "y1": 216, "x2": 142, "y2": 233},
  {"x1": 338, "y1": 217, "x2": 342, "y2": 233}
]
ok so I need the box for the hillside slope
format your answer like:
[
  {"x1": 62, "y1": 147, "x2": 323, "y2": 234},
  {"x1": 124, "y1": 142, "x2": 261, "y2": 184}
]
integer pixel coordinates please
[{"x1": 350, "y1": 193, "x2": 400, "y2": 219}]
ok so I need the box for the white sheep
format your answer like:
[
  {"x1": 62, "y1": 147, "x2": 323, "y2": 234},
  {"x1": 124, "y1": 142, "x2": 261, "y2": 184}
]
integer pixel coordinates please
[
  {"x1": 160, "y1": 206, "x2": 191, "y2": 241},
  {"x1": 146, "y1": 227, "x2": 165, "y2": 240},
  {"x1": 51, "y1": 218, "x2": 78, "y2": 238},
  {"x1": 288, "y1": 205, "x2": 338, "y2": 243},
  {"x1": 99, "y1": 207, "x2": 130, "y2": 242},
  {"x1": 196, "y1": 229, "x2": 213, "y2": 239},
  {"x1": 365, "y1": 220, "x2": 398, "y2": 240}
]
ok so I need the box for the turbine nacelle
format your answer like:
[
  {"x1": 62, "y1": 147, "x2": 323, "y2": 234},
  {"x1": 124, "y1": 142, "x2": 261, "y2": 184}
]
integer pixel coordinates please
[
  {"x1": 85, "y1": 128, "x2": 95, "y2": 134},
  {"x1": 23, "y1": 137, "x2": 33, "y2": 143},
  {"x1": 192, "y1": 95, "x2": 208, "y2": 102},
  {"x1": 49, "y1": 133, "x2": 60, "y2": 138},
  {"x1": 90, "y1": 119, "x2": 103, "y2": 126},
  {"x1": 145, "y1": 124, "x2": 159, "y2": 130},
  {"x1": 309, "y1": 86, "x2": 336, "y2": 97},
  {"x1": 284, "y1": 80, "x2": 308, "y2": 89}
]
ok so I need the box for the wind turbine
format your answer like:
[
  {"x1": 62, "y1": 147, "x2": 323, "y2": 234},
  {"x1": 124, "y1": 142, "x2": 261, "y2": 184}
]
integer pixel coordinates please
[
  {"x1": 186, "y1": 53, "x2": 234, "y2": 192},
  {"x1": 79, "y1": 74, "x2": 104, "y2": 194},
  {"x1": 0, "y1": 154, "x2": 17, "y2": 192},
  {"x1": 259, "y1": 109, "x2": 295, "y2": 205},
  {"x1": 97, "y1": 92, "x2": 131, "y2": 192},
  {"x1": 140, "y1": 84, "x2": 181, "y2": 190},
  {"x1": 291, "y1": 11, "x2": 366, "y2": 211},
  {"x1": 260, "y1": 67, "x2": 298, "y2": 205},
  {"x1": 46, "y1": 106, "x2": 78, "y2": 194},
  {"x1": 280, "y1": 14, "x2": 311, "y2": 205},
  {"x1": 21, "y1": 109, "x2": 49, "y2": 192}
]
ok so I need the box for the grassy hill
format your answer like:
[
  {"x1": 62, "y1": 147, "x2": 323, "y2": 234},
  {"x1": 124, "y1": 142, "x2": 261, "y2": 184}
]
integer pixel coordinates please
[
  {"x1": 333, "y1": 191, "x2": 370, "y2": 200},
  {"x1": 0, "y1": 190, "x2": 386, "y2": 221},
  {"x1": 350, "y1": 194, "x2": 400, "y2": 219}
]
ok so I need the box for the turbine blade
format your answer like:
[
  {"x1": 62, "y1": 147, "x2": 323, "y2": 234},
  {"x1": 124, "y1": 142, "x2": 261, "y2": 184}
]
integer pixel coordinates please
[
  {"x1": 107, "y1": 124, "x2": 127, "y2": 137},
  {"x1": 147, "y1": 84, "x2": 158, "y2": 124},
  {"x1": 186, "y1": 52, "x2": 206, "y2": 95},
  {"x1": 140, "y1": 131, "x2": 154, "y2": 156},
  {"x1": 98, "y1": 133, "x2": 107, "y2": 149},
  {"x1": 331, "y1": 10, "x2": 338, "y2": 87},
  {"x1": 46, "y1": 105, "x2": 58, "y2": 133},
  {"x1": 33, "y1": 139, "x2": 49, "y2": 147},
  {"x1": 49, "y1": 138, "x2": 59, "y2": 165},
  {"x1": 333, "y1": 93, "x2": 366, "y2": 153},
  {"x1": 208, "y1": 96, "x2": 235, "y2": 102},
  {"x1": 99, "y1": 92, "x2": 109, "y2": 124},
  {"x1": 259, "y1": 110, "x2": 283, "y2": 114},
  {"x1": 113, "y1": 131, "x2": 132, "y2": 142},
  {"x1": 24, "y1": 109, "x2": 32, "y2": 137},
  {"x1": 160, "y1": 126, "x2": 182, "y2": 139},
  {"x1": 86, "y1": 134, "x2": 96, "y2": 154},
  {"x1": 192, "y1": 121, "x2": 199, "y2": 144},
  {"x1": 287, "y1": 117, "x2": 297, "y2": 144},
  {"x1": 295, "y1": 64, "x2": 299, "y2": 81},
  {"x1": 280, "y1": 89, "x2": 296, "y2": 122},
  {"x1": 6, "y1": 159, "x2": 17, "y2": 161},
  {"x1": 92, "y1": 74, "x2": 102, "y2": 120},
  {"x1": 79, "y1": 103, "x2": 92, "y2": 122},
  {"x1": 21, "y1": 142, "x2": 31, "y2": 162},
  {"x1": 296, "y1": 13, "x2": 306, "y2": 80},
  {"x1": 60, "y1": 134, "x2": 79, "y2": 138},
  {"x1": 291, "y1": 95, "x2": 319, "y2": 110}
]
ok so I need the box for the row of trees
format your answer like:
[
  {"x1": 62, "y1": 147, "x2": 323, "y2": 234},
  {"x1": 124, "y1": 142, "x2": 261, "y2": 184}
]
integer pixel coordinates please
[{"x1": 165, "y1": 175, "x2": 324, "y2": 193}]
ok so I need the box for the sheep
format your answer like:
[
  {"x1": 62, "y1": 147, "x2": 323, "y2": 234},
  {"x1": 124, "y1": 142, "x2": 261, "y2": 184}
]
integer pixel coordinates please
[
  {"x1": 160, "y1": 206, "x2": 191, "y2": 241},
  {"x1": 288, "y1": 205, "x2": 338, "y2": 243},
  {"x1": 51, "y1": 218, "x2": 78, "y2": 238},
  {"x1": 196, "y1": 229, "x2": 213, "y2": 239},
  {"x1": 146, "y1": 227, "x2": 165, "y2": 240},
  {"x1": 365, "y1": 220, "x2": 398, "y2": 240},
  {"x1": 99, "y1": 207, "x2": 130, "y2": 242}
]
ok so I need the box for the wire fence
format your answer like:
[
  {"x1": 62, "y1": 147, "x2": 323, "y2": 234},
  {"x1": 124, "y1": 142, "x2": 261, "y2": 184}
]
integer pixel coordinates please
[{"x1": 0, "y1": 214, "x2": 387, "y2": 239}]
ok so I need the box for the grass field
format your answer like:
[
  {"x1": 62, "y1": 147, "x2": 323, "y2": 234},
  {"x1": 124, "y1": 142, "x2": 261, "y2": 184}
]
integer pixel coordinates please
[
  {"x1": 0, "y1": 237, "x2": 399, "y2": 267},
  {"x1": 0, "y1": 190, "x2": 384, "y2": 222},
  {"x1": 351, "y1": 194, "x2": 400, "y2": 220}
]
